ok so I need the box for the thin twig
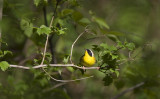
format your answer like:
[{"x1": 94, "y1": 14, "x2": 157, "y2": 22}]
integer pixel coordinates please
[
  {"x1": 40, "y1": 16, "x2": 92, "y2": 83},
  {"x1": 10, "y1": 64, "x2": 95, "y2": 82},
  {"x1": 70, "y1": 26, "x2": 89, "y2": 63},
  {"x1": 118, "y1": 60, "x2": 128, "y2": 66},
  {"x1": 10, "y1": 64, "x2": 94, "y2": 82},
  {"x1": 40, "y1": 15, "x2": 61, "y2": 82},
  {"x1": 40, "y1": 35, "x2": 49, "y2": 65},
  {"x1": 49, "y1": 15, "x2": 54, "y2": 27},
  {"x1": 40, "y1": 16, "x2": 54, "y2": 65},
  {"x1": 42, "y1": 68, "x2": 94, "y2": 82},
  {"x1": 43, "y1": 82, "x2": 66, "y2": 93},
  {"x1": 130, "y1": 43, "x2": 152, "y2": 60},
  {"x1": 10, "y1": 64, "x2": 100, "y2": 70},
  {"x1": 111, "y1": 82, "x2": 145, "y2": 99},
  {"x1": 39, "y1": 16, "x2": 93, "y2": 83},
  {"x1": 132, "y1": 43, "x2": 151, "y2": 59},
  {"x1": 118, "y1": 51, "x2": 135, "y2": 66},
  {"x1": 116, "y1": 59, "x2": 126, "y2": 62}
]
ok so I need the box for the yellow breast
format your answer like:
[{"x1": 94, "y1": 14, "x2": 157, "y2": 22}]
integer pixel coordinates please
[
  {"x1": 82, "y1": 55, "x2": 96, "y2": 67},
  {"x1": 80, "y1": 49, "x2": 96, "y2": 67}
]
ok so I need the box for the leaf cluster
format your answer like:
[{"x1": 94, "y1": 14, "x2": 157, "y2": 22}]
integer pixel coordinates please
[{"x1": 92, "y1": 41, "x2": 135, "y2": 86}]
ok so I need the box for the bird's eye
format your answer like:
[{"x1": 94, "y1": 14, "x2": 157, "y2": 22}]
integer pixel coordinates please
[{"x1": 86, "y1": 49, "x2": 92, "y2": 57}]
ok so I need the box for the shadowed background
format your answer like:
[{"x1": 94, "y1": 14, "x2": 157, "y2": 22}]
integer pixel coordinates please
[{"x1": 0, "y1": 0, "x2": 160, "y2": 99}]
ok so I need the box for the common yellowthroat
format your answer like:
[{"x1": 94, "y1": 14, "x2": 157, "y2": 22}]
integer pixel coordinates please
[{"x1": 80, "y1": 49, "x2": 96, "y2": 69}]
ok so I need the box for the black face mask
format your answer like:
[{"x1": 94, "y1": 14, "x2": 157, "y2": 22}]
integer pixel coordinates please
[{"x1": 86, "y1": 49, "x2": 92, "y2": 57}]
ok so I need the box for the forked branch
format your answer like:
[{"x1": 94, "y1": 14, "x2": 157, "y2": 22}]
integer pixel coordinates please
[{"x1": 70, "y1": 26, "x2": 89, "y2": 63}]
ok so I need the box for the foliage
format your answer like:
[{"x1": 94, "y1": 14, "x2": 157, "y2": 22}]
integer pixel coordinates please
[
  {"x1": 20, "y1": 19, "x2": 33, "y2": 37},
  {"x1": 1, "y1": 0, "x2": 160, "y2": 99},
  {"x1": 0, "y1": 61, "x2": 10, "y2": 71},
  {"x1": 37, "y1": 25, "x2": 52, "y2": 35},
  {"x1": 92, "y1": 41, "x2": 135, "y2": 86}
]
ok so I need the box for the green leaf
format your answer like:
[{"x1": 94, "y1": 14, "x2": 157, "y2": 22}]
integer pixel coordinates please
[
  {"x1": 0, "y1": 50, "x2": 12, "y2": 58},
  {"x1": 0, "y1": 39, "x2": 8, "y2": 46},
  {"x1": 4, "y1": 50, "x2": 12, "y2": 55},
  {"x1": 108, "y1": 31, "x2": 124, "y2": 36},
  {"x1": 102, "y1": 53, "x2": 117, "y2": 67},
  {"x1": 117, "y1": 41, "x2": 124, "y2": 48},
  {"x1": 68, "y1": 0, "x2": 79, "y2": 6},
  {"x1": 92, "y1": 45, "x2": 101, "y2": 52},
  {"x1": 111, "y1": 54, "x2": 118, "y2": 60},
  {"x1": 0, "y1": 61, "x2": 10, "y2": 71},
  {"x1": 44, "y1": 0, "x2": 47, "y2": 3},
  {"x1": 37, "y1": 25, "x2": 51, "y2": 35},
  {"x1": 20, "y1": 19, "x2": 29, "y2": 30},
  {"x1": 115, "y1": 70, "x2": 119, "y2": 77},
  {"x1": 109, "y1": 68, "x2": 114, "y2": 73},
  {"x1": 100, "y1": 43, "x2": 108, "y2": 49},
  {"x1": 108, "y1": 46, "x2": 117, "y2": 51},
  {"x1": 55, "y1": 27, "x2": 67, "y2": 35},
  {"x1": 34, "y1": 0, "x2": 41, "y2": 6},
  {"x1": 107, "y1": 34, "x2": 119, "y2": 42},
  {"x1": 32, "y1": 69, "x2": 42, "y2": 78},
  {"x1": 34, "y1": 0, "x2": 48, "y2": 6},
  {"x1": 20, "y1": 19, "x2": 33, "y2": 37},
  {"x1": 63, "y1": 55, "x2": 70, "y2": 64},
  {"x1": 126, "y1": 43, "x2": 135, "y2": 51},
  {"x1": 45, "y1": 52, "x2": 52, "y2": 63},
  {"x1": 24, "y1": 24, "x2": 33, "y2": 37},
  {"x1": 62, "y1": 9, "x2": 73, "y2": 16},
  {"x1": 92, "y1": 16, "x2": 110, "y2": 29},
  {"x1": 72, "y1": 11, "x2": 83, "y2": 22},
  {"x1": 57, "y1": 19, "x2": 65, "y2": 26},
  {"x1": 0, "y1": 50, "x2": 3, "y2": 57},
  {"x1": 103, "y1": 75, "x2": 113, "y2": 86},
  {"x1": 58, "y1": 29, "x2": 66, "y2": 35},
  {"x1": 78, "y1": 18, "x2": 91, "y2": 26},
  {"x1": 67, "y1": 67, "x2": 74, "y2": 72},
  {"x1": 102, "y1": 53, "x2": 111, "y2": 63}
]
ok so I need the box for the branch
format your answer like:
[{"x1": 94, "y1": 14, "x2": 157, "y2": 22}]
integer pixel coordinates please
[
  {"x1": 39, "y1": 8, "x2": 91, "y2": 83},
  {"x1": 40, "y1": 8, "x2": 93, "y2": 83},
  {"x1": 10, "y1": 64, "x2": 94, "y2": 82},
  {"x1": 43, "y1": 68, "x2": 94, "y2": 82},
  {"x1": 40, "y1": 16, "x2": 54, "y2": 65},
  {"x1": 111, "y1": 82, "x2": 145, "y2": 99},
  {"x1": 40, "y1": 35, "x2": 49, "y2": 65},
  {"x1": 40, "y1": 15, "x2": 63, "y2": 82},
  {"x1": 70, "y1": 26, "x2": 89, "y2": 63},
  {"x1": 10, "y1": 64, "x2": 100, "y2": 70},
  {"x1": 43, "y1": 82, "x2": 66, "y2": 93},
  {"x1": 118, "y1": 51, "x2": 135, "y2": 66}
]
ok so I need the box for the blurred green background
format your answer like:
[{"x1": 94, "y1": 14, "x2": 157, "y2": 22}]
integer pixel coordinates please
[{"x1": 0, "y1": 0, "x2": 160, "y2": 99}]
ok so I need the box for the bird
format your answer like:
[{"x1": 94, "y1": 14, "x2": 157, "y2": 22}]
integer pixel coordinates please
[{"x1": 80, "y1": 49, "x2": 96, "y2": 70}]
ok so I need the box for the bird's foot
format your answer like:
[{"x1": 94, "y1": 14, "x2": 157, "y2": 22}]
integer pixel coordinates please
[{"x1": 82, "y1": 66, "x2": 86, "y2": 71}]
